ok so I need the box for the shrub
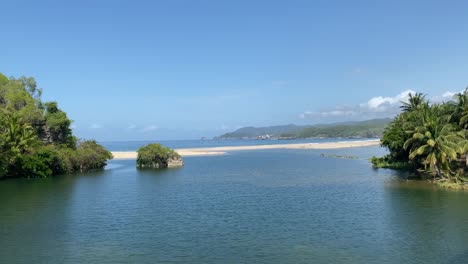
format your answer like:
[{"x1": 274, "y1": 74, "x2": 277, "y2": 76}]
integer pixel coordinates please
[
  {"x1": 72, "y1": 140, "x2": 113, "y2": 172},
  {"x1": 9, "y1": 146, "x2": 65, "y2": 178},
  {"x1": 136, "y1": 143, "x2": 181, "y2": 168},
  {"x1": 370, "y1": 156, "x2": 413, "y2": 170}
]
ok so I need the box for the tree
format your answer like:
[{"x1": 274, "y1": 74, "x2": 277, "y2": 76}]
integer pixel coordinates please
[
  {"x1": 0, "y1": 72, "x2": 113, "y2": 179},
  {"x1": 0, "y1": 111, "x2": 39, "y2": 178},
  {"x1": 0, "y1": 73, "x2": 8, "y2": 86},
  {"x1": 43, "y1": 102, "x2": 76, "y2": 148},
  {"x1": 403, "y1": 107, "x2": 462, "y2": 179},
  {"x1": 0, "y1": 75, "x2": 44, "y2": 126},
  {"x1": 3, "y1": 111, "x2": 38, "y2": 157},
  {"x1": 137, "y1": 143, "x2": 182, "y2": 169},
  {"x1": 400, "y1": 92, "x2": 428, "y2": 112},
  {"x1": 455, "y1": 88, "x2": 468, "y2": 129}
]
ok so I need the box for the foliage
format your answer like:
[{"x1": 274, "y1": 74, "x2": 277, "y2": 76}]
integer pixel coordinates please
[
  {"x1": 137, "y1": 143, "x2": 180, "y2": 169},
  {"x1": 10, "y1": 146, "x2": 64, "y2": 178},
  {"x1": 403, "y1": 107, "x2": 462, "y2": 178},
  {"x1": 400, "y1": 92, "x2": 428, "y2": 112},
  {"x1": 72, "y1": 140, "x2": 113, "y2": 172},
  {"x1": 0, "y1": 72, "x2": 112, "y2": 179},
  {"x1": 377, "y1": 90, "x2": 468, "y2": 184},
  {"x1": 456, "y1": 88, "x2": 468, "y2": 129},
  {"x1": 43, "y1": 102, "x2": 76, "y2": 148},
  {"x1": 370, "y1": 156, "x2": 414, "y2": 170}
]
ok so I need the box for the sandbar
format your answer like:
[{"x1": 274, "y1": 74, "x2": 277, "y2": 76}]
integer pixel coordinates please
[{"x1": 111, "y1": 139, "x2": 380, "y2": 159}]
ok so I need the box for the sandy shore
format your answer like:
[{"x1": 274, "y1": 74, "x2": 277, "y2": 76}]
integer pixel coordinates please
[{"x1": 111, "y1": 139, "x2": 380, "y2": 159}]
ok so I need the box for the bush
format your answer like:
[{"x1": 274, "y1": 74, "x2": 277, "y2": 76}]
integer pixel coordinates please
[
  {"x1": 137, "y1": 143, "x2": 181, "y2": 168},
  {"x1": 72, "y1": 140, "x2": 113, "y2": 172},
  {"x1": 370, "y1": 156, "x2": 413, "y2": 170},
  {"x1": 3, "y1": 141, "x2": 113, "y2": 178},
  {"x1": 9, "y1": 146, "x2": 65, "y2": 178}
]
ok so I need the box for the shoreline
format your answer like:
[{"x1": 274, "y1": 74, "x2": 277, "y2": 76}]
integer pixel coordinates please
[{"x1": 111, "y1": 139, "x2": 380, "y2": 159}]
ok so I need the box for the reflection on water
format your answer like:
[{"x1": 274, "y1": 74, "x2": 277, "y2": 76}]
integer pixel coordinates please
[{"x1": 1, "y1": 147, "x2": 468, "y2": 263}]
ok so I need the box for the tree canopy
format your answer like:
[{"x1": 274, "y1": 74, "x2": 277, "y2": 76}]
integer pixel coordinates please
[
  {"x1": 136, "y1": 143, "x2": 182, "y2": 169},
  {"x1": 373, "y1": 90, "x2": 468, "y2": 185},
  {"x1": 0, "y1": 72, "x2": 112, "y2": 179}
]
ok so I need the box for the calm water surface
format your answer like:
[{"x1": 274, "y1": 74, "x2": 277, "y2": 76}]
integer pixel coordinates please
[{"x1": 2, "y1": 146, "x2": 468, "y2": 263}]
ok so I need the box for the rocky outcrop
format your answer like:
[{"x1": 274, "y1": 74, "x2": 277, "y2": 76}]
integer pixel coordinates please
[{"x1": 167, "y1": 156, "x2": 184, "y2": 168}]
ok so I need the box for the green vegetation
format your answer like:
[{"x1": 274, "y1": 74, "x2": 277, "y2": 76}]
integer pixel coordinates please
[
  {"x1": 0, "y1": 72, "x2": 112, "y2": 179},
  {"x1": 217, "y1": 119, "x2": 391, "y2": 139},
  {"x1": 297, "y1": 119, "x2": 389, "y2": 138},
  {"x1": 137, "y1": 143, "x2": 182, "y2": 169},
  {"x1": 373, "y1": 91, "x2": 468, "y2": 186},
  {"x1": 370, "y1": 156, "x2": 413, "y2": 170}
]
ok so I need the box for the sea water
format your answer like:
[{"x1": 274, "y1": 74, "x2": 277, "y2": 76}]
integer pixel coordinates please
[{"x1": 1, "y1": 143, "x2": 468, "y2": 263}]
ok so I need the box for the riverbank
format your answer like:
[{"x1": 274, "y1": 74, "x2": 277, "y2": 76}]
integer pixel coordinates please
[{"x1": 111, "y1": 139, "x2": 380, "y2": 159}]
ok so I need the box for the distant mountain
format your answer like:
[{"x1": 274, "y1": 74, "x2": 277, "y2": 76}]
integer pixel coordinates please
[
  {"x1": 217, "y1": 124, "x2": 309, "y2": 139},
  {"x1": 216, "y1": 118, "x2": 392, "y2": 139}
]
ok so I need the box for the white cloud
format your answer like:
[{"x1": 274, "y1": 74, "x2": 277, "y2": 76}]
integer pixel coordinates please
[
  {"x1": 141, "y1": 125, "x2": 158, "y2": 132},
  {"x1": 70, "y1": 124, "x2": 77, "y2": 129},
  {"x1": 442, "y1": 91, "x2": 456, "y2": 98},
  {"x1": 431, "y1": 90, "x2": 463, "y2": 103},
  {"x1": 362, "y1": 90, "x2": 416, "y2": 110},
  {"x1": 127, "y1": 124, "x2": 137, "y2": 130},
  {"x1": 299, "y1": 111, "x2": 314, "y2": 119},
  {"x1": 89, "y1": 124, "x2": 102, "y2": 129},
  {"x1": 300, "y1": 89, "x2": 460, "y2": 121},
  {"x1": 321, "y1": 110, "x2": 357, "y2": 116}
]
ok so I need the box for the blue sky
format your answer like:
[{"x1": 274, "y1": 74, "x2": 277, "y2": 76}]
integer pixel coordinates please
[{"x1": 1, "y1": 0, "x2": 468, "y2": 140}]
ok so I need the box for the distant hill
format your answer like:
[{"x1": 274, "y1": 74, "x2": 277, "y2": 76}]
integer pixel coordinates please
[
  {"x1": 217, "y1": 124, "x2": 309, "y2": 139},
  {"x1": 216, "y1": 118, "x2": 392, "y2": 139}
]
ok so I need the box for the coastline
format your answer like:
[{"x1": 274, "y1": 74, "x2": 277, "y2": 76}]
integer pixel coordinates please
[{"x1": 111, "y1": 139, "x2": 380, "y2": 159}]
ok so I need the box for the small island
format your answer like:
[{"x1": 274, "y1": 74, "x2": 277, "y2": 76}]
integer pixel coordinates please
[{"x1": 136, "y1": 143, "x2": 184, "y2": 169}]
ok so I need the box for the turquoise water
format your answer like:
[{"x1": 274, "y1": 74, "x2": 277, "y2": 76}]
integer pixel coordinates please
[{"x1": 2, "y1": 146, "x2": 468, "y2": 263}]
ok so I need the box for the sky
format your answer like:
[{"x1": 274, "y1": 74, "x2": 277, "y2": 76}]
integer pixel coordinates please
[{"x1": 1, "y1": 0, "x2": 468, "y2": 140}]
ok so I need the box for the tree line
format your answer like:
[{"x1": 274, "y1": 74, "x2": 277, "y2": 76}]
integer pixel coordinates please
[
  {"x1": 0, "y1": 73, "x2": 112, "y2": 179},
  {"x1": 372, "y1": 90, "x2": 468, "y2": 185}
]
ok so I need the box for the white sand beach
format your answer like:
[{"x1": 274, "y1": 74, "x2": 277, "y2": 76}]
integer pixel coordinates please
[{"x1": 111, "y1": 139, "x2": 380, "y2": 159}]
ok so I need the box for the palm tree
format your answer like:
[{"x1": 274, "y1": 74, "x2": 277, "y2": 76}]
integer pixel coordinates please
[
  {"x1": 400, "y1": 92, "x2": 428, "y2": 112},
  {"x1": 450, "y1": 88, "x2": 468, "y2": 170},
  {"x1": 455, "y1": 130, "x2": 468, "y2": 168},
  {"x1": 2, "y1": 111, "x2": 37, "y2": 162},
  {"x1": 455, "y1": 88, "x2": 468, "y2": 128},
  {"x1": 403, "y1": 107, "x2": 461, "y2": 179}
]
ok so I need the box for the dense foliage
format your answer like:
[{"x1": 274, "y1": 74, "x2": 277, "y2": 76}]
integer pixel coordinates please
[
  {"x1": 0, "y1": 72, "x2": 112, "y2": 179},
  {"x1": 137, "y1": 143, "x2": 181, "y2": 169},
  {"x1": 373, "y1": 91, "x2": 468, "y2": 185}
]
